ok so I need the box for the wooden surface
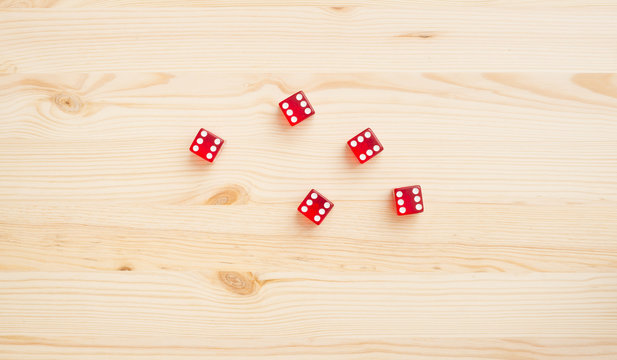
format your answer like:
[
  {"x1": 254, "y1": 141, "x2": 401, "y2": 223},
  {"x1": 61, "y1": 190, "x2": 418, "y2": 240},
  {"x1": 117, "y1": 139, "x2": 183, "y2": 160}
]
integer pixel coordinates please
[{"x1": 1, "y1": 1, "x2": 617, "y2": 359}]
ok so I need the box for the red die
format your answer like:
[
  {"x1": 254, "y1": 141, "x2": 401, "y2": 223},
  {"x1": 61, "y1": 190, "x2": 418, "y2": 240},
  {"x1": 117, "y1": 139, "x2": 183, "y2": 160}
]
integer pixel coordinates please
[
  {"x1": 297, "y1": 189, "x2": 333, "y2": 225},
  {"x1": 393, "y1": 185, "x2": 424, "y2": 215},
  {"x1": 347, "y1": 128, "x2": 383, "y2": 163},
  {"x1": 190, "y1": 128, "x2": 224, "y2": 162},
  {"x1": 279, "y1": 91, "x2": 314, "y2": 126}
]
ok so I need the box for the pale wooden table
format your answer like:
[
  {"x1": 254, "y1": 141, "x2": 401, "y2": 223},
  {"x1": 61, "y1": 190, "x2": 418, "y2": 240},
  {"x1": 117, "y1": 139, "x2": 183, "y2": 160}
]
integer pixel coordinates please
[{"x1": 1, "y1": 1, "x2": 617, "y2": 359}]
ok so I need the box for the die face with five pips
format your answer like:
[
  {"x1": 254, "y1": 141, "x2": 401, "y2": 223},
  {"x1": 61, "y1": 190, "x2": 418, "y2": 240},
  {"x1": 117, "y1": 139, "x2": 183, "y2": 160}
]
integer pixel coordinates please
[
  {"x1": 190, "y1": 128, "x2": 224, "y2": 163},
  {"x1": 279, "y1": 91, "x2": 315, "y2": 126},
  {"x1": 298, "y1": 189, "x2": 333, "y2": 225},
  {"x1": 347, "y1": 128, "x2": 383, "y2": 163}
]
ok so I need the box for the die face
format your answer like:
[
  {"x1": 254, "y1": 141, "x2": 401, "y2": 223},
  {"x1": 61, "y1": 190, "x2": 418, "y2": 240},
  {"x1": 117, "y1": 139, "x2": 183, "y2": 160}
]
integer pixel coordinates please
[
  {"x1": 279, "y1": 91, "x2": 314, "y2": 126},
  {"x1": 297, "y1": 189, "x2": 333, "y2": 225},
  {"x1": 347, "y1": 128, "x2": 383, "y2": 163},
  {"x1": 393, "y1": 185, "x2": 424, "y2": 215},
  {"x1": 190, "y1": 128, "x2": 224, "y2": 163}
]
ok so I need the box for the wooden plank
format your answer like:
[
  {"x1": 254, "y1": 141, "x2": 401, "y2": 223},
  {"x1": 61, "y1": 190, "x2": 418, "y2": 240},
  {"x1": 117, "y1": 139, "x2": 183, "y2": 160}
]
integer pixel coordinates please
[
  {"x1": 1, "y1": 8, "x2": 616, "y2": 72},
  {"x1": 0, "y1": 272, "x2": 616, "y2": 338},
  {"x1": 2, "y1": 73, "x2": 616, "y2": 142},
  {"x1": 1, "y1": 336, "x2": 617, "y2": 359},
  {"x1": 0, "y1": 202, "x2": 616, "y2": 272},
  {"x1": 1, "y1": 0, "x2": 615, "y2": 8}
]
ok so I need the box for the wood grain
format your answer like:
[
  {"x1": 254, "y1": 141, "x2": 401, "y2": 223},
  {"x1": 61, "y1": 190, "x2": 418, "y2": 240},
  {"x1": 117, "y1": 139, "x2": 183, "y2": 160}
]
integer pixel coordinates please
[
  {"x1": 1, "y1": 73, "x2": 616, "y2": 275},
  {"x1": 0, "y1": 272, "x2": 616, "y2": 338},
  {"x1": 2, "y1": 0, "x2": 615, "y2": 7},
  {"x1": 1, "y1": 202, "x2": 616, "y2": 272},
  {"x1": 0, "y1": 272, "x2": 616, "y2": 358},
  {"x1": 1, "y1": 6, "x2": 616, "y2": 72},
  {"x1": 2, "y1": 337, "x2": 617, "y2": 360},
  {"x1": 2, "y1": 1, "x2": 617, "y2": 358}
]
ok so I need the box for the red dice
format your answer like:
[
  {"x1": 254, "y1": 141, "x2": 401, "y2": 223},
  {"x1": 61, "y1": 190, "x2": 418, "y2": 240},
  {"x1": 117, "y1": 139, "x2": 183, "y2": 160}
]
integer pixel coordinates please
[
  {"x1": 279, "y1": 91, "x2": 314, "y2": 126},
  {"x1": 190, "y1": 128, "x2": 224, "y2": 162},
  {"x1": 297, "y1": 189, "x2": 333, "y2": 225},
  {"x1": 393, "y1": 185, "x2": 424, "y2": 215},
  {"x1": 347, "y1": 128, "x2": 383, "y2": 163}
]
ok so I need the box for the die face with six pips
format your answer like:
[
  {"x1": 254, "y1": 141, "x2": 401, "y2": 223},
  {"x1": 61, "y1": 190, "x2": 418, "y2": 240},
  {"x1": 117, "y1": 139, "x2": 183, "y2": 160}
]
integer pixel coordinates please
[{"x1": 393, "y1": 185, "x2": 424, "y2": 215}]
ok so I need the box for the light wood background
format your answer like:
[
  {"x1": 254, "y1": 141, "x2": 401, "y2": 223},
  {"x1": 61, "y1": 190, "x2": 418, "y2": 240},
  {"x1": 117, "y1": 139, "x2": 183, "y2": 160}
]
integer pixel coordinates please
[{"x1": 1, "y1": 1, "x2": 617, "y2": 359}]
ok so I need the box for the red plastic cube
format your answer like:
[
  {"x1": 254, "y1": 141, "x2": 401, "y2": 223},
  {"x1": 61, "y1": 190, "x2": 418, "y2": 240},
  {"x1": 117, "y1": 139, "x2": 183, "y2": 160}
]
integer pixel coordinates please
[
  {"x1": 190, "y1": 128, "x2": 224, "y2": 162},
  {"x1": 297, "y1": 189, "x2": 333, "y2": 225},
  {"x1": 279, "y1": 91, "x2": 314, "y2": 126},
  {"x1": 347, "y1": 128, "x2": 383, "y2": 163},
  {"x1": 393, "y1": 185, "x2": 424, "y2": 215}
]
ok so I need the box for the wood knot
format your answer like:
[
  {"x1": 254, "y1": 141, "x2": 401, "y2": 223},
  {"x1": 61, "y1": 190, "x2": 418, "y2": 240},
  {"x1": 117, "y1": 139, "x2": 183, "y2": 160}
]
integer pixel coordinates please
[
  {"x1": 118, "y1": 265, "x2": 133, "y2": 271},
  {"x1": 206, "y1": 185, "x2": 249, "y2": 205},
  {"x1": 395, "y1": 32, "x2": 436, "y2": 39},
  {"x1": 329, "y1": 6, "x2": 354, "y2": 13},
  {"x1": 53, "y1": 93, "x2": 83, "y2": 114},
  {"x1": 218, "y1": 271, "x2": 260, "y2": 296}
]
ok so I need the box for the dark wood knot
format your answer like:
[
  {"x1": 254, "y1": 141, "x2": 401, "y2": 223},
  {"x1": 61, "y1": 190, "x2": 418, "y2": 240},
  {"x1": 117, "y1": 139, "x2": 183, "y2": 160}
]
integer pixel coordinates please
[{"x1": 53, "y1": 93, "x2": 83, "y2": 114}]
